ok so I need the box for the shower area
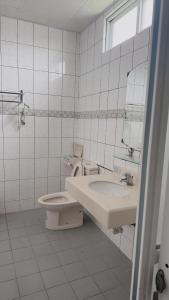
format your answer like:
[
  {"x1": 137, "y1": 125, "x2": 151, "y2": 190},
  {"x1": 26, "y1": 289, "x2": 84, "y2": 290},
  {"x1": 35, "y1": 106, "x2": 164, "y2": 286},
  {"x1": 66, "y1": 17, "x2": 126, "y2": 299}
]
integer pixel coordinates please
[{"x1": 0, "y1": 16, "x2": 77, "y2": 214}]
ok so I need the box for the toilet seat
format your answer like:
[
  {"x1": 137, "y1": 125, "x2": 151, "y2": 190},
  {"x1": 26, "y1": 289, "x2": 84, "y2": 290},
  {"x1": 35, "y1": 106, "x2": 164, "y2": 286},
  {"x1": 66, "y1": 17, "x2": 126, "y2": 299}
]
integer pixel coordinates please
[{"x1": 38, "y1": 192, "x2": 79, "y2": 210}]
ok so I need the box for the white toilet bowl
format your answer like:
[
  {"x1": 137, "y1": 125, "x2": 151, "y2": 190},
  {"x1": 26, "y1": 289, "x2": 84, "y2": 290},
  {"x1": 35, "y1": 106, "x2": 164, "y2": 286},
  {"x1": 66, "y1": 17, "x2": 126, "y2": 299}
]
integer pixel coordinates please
[
  {"x1": 38, "y1": 161, "x2": 84, "y2": 230},
  {"x1": 38, "y1": 191, "x2": 83, "y2": 230},
  {"x1": 38, "y1": 161, "x2": 98, "y2": 230}
]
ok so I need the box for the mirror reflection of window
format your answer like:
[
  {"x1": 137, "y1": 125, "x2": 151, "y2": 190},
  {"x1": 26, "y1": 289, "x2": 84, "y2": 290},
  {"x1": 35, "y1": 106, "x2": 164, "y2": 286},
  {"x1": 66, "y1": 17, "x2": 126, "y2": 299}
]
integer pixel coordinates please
[
  {"x1": 126, "y1": 63, "x2": 148, "y2": 107},
  {"x1": 123, "y1": 62, "x2": 148, "y2": 153}
]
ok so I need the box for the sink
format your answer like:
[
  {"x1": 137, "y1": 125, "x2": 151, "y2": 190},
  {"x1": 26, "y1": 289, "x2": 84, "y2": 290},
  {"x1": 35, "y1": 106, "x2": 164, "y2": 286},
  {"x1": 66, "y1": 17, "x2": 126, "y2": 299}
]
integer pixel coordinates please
[
  {"x1": 88, "y1": 181, "x2": 129, "y2": 197},
  {"x1": 66, "y1": 173, "x2": 137, "y2": 228}
]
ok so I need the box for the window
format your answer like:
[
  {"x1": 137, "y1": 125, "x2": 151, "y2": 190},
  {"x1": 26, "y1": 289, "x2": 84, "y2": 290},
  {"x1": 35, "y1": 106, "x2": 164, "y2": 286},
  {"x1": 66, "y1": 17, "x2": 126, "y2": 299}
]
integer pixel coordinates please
[
  {"x1": 140, "y1": 0, "x2": 154, "y2": 30},
  {"x1": 104, "y1": 0, "x2": 154, "y2": 51},
  {"x1": 111, "y1": 5, "x2": 138, "y2": 48}
]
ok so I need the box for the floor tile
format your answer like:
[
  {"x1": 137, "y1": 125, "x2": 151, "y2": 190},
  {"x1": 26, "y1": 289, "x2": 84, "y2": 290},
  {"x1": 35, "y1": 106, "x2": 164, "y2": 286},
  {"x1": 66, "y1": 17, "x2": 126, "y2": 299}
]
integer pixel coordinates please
[
  {"x1": 41, "y1": 266, "x2": 67, "y2": 289},
  {"x1": 9, "y1": 228, "x2": 27, "y2": 239},
  {"x1": 18, "y1": 273, "x2": 44, "y2": 296},
  {"x1": 93, "y1": 269, "x2": 119, "y2": 292},
  {"x1": 71, "y1": 276, "x2": 100, "y2": 300},
  {"x1": 6, "y1": 214, "x2": 23, "y2": 222},
  {"x1": 0, "y1": 251, "x2": 13, "y2": 266},
  {"x1": 20, "y1": 290, "x2": 48, "y2": 300},
  {"x1": 83, "y1": 257, "x2": 107, "y2": 275},
  {"x1": 68, "y1": 236, "x2": 88, "y2": 248},
  {"x1": 47, "y1": 283, "x2": 77, "y2": 300},
  {"x1": 23, "y1": 218, "x2": 40, "y2": 227},
  {"x1": 11, "y1": 237, "x2": 30, "y2": 250},
  {"x1": 103, "y1": 251, "x2": 130, "y2": 269},
  {"x1": 77, "y1": 245, "x2": 101, "y2": 261},
  {"x1": 46, "y1": 230, "x2": 67, "y2": 242},
  {"x1": 88, "y1": 295, "x2": 106, "y2": 300},
  {"x1": 0, "y1": 279, "x2": 19, "y2": 300},
  {"x1": 29, "y1": 234, "x2": 48, "y2": 245},
  {"x1": 0, "y1": 222, "x2": 7, "y2": 232},
  {"x1": 32, "y1": 243, "x2": 54, "y2": 257},
  {"x1": 0, "y1": 209, "x2": 132, "y2": 300},
  {"x1": 104, "y1": 286, "x2": 129, "y2": 300},
  {"x1": 37, "y1": 254, "x2": 60, "y2": 271},
  {"x1": 114, "y1": 267, "x2": 132, "y2": 289},
  {"x1": 7, "y1": 220, "x2": 24, "y2": 230},
  {"x1": 25, "y1": 225, "x2": 44, "y2": 236},
  {"x1": 57, "y1": 248, "x2": 80, "y2": 265},
  {"x1": 90, "y1": 241, "x2": 118, "y2": 258},
  {"x1": 0, "y1": 219, "x2": 7, "y2": 231},
  {"x1": 51, "y1": 239, "x2": 72, "y2": 252},
  {"x1": 0, "y1": 231, "x2": 9, "y2": 241},
  {"x1": 63, "y1": 261, "x2": 88, "y2": 281},
  {"x1": 0, "y1": 264, "x2": 15, "y2": 282},
  {"x1": 13, "y1": 247, "x2": 34, "y2": 262},
  {"x1": 15, "y1": 259, "x2": 39, "y2": 277},
  {"x1": 0, "y1": 240, "x2": 11, "y2": 253}
]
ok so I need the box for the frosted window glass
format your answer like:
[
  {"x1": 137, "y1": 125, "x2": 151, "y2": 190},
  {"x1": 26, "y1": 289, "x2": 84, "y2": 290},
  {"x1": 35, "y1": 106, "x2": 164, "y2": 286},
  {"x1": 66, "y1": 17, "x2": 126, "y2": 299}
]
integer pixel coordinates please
[
  {"x1": 141, "y1": 0, "x2": 154, "y2": 30},
  {"x1": 111, "y1": 6, "x2": 138, "y2": 47}
]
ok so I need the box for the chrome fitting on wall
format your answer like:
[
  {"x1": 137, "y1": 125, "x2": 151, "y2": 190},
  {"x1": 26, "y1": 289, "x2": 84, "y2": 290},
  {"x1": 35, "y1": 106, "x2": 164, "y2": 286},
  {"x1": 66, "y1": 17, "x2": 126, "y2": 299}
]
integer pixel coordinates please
[{"x1": 113, "y1": 226, "x2": 123, "y2": 234}]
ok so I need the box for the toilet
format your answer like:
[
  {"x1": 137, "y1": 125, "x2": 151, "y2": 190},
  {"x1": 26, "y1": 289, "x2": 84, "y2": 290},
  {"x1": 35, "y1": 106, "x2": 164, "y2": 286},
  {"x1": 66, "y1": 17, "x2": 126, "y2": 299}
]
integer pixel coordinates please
[{"x1": 38, "y1": 161, "x2": 98, "y2": 230}]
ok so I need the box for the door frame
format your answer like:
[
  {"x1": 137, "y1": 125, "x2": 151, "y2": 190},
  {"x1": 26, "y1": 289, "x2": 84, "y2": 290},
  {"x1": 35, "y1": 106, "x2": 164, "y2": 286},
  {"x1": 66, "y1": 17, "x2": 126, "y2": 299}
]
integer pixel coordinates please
[{"x1": 131, "y1": 0, "x2": 169, "y2": 299}]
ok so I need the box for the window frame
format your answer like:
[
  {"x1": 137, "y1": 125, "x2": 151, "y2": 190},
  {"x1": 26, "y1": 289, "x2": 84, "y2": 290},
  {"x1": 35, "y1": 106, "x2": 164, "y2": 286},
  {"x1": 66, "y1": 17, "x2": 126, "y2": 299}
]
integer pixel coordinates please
[{"x1": 104, "y1": 0, "x2": 153, "y2": 52}]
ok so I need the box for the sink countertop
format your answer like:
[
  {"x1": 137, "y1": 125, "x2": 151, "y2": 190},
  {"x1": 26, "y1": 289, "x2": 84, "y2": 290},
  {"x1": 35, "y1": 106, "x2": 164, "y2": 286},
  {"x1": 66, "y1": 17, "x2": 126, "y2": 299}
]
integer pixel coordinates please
[{"x1": 66, "y1": 173, "x2": 139, "y2": 228}]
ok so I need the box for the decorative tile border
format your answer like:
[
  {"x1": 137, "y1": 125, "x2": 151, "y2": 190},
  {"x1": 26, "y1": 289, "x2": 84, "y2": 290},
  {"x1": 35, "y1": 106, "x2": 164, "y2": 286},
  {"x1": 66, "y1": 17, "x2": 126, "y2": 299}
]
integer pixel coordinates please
[
  {"x1": 0, "y1": 108, "x2": 75, "y2": 118},
  {"x1": 75, "y1": 109, "x2": 125, "y2": 119},
  {"x1": 0, "y1": 107, "x2": 144, "y2": 121}
]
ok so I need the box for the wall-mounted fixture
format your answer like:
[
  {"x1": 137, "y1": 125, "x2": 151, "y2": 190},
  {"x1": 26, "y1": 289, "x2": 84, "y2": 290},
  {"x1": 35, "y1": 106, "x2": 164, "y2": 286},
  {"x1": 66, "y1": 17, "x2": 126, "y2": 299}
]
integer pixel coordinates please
[
  {"x1": 121, "y1": 138, "x2": 135, "y2": 157},
  {"x1": 19, "y1": 103, "x2": 30, "y2": 126},
  {"x1": 0, "y1": 90, "x2": 24, "y2": 104},
  {"x1": 0, "y1": 90, "x2": 30, "y2": 126}
]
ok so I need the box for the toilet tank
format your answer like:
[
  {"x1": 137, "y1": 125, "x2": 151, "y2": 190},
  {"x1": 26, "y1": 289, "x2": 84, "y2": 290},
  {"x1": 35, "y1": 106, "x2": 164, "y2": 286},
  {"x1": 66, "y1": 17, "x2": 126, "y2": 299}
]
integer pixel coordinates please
[{"x1": 84, "y1": 163, "x2": 99, "y2": 175}]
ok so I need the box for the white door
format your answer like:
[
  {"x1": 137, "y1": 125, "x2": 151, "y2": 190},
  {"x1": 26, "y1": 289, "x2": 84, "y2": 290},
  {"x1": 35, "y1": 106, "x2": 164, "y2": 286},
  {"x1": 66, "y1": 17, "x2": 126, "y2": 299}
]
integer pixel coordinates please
[
  {"x1": 130, "y1": 0, "x2": 169, "y2": 299},
  {"x1": 150, "y1": 115, "x2": 169, "y2": 299},
  {"x1": 158, "y1": 203, "x2": 169, "y2": 299},
  {"x1": 157, "y1": 140, "x2": 169, "y2": 300}
]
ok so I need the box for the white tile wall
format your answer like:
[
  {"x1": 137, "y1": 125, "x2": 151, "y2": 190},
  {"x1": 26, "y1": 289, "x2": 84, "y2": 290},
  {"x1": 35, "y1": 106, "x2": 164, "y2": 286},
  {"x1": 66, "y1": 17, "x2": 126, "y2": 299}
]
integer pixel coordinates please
[
  {"x1": 74, "y1": 11, "x2": 151, "y2": 260},
  {"x1": 18, "y1": 20, "x2": 34, "y2": 45},
  {"x1": 0, "y1": 12, "x2": 151, "y2": 261},
  {"x1": 0, "y1": 16, "x2": 77, "y2": 214}
]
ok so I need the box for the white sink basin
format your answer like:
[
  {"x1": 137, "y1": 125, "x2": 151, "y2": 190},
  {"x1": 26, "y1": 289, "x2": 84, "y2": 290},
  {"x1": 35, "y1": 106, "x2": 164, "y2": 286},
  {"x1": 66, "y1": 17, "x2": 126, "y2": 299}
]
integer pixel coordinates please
[
  {"x1": 88, "y1": 181, "x2": 129, "y2": 197},
  {"x1": 66, "y1": 174, "x2": 137, "y2": 228}
]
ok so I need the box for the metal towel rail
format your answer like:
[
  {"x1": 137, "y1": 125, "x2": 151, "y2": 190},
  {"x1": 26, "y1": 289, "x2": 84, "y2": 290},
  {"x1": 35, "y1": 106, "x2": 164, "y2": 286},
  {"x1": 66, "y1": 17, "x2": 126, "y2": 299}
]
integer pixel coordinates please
[{"x1": 0, "y1": 90, "x2": 23, "y2": 104}]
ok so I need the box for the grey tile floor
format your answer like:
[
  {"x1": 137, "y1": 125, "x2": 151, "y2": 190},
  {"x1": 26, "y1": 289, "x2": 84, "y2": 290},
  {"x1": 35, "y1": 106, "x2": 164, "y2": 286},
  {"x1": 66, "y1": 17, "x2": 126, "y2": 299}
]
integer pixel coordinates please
[{"x1": 0, "y1": 208, "x2": 132, "y2": 300}]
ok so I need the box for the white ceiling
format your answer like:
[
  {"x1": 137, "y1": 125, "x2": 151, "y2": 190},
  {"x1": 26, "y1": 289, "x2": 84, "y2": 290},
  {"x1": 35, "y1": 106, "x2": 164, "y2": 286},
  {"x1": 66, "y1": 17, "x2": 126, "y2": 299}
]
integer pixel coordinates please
[{"x1": 0, "y1": 0, "x2": 114, "y2": 32}]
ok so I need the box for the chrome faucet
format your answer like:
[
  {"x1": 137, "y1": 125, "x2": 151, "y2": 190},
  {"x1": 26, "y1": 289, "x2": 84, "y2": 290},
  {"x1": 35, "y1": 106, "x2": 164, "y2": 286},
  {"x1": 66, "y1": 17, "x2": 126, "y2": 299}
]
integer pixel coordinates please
[{"x1": 121, "y1": 173, "x2": 134, "y2": 186}]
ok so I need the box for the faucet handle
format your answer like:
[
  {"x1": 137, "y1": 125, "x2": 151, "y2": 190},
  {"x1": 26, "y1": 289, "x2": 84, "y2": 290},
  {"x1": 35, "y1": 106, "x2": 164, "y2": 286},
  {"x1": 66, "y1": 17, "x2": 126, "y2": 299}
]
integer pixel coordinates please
[
  {"x1": 121, "y1": 172, "x2": 134, "y2": 186},
  {"x1": 126, "y1": 173, "x2": 134, "y2": 186}
]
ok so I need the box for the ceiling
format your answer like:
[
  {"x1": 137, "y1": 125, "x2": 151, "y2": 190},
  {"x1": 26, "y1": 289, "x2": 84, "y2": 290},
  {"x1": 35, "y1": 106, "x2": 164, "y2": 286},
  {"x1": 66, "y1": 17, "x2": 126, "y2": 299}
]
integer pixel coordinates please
[{"x1": 0, "y1": 0, "x2": 114, "y2": 32}]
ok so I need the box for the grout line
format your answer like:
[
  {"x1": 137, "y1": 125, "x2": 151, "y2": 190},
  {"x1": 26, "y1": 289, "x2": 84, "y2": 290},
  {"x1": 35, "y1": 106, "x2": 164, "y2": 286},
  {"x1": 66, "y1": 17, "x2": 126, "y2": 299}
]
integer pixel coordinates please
[
  {"x1": 60, "y1": 30, "x2": 64, "y2": 192},
  {"x1": 17, "y1": 18, "x2": 22, "y2": 214},
  {"x1": 0, "y1": 17, "x2": 6, "y2": 215},
  {"x1": 33, "y1": 22, "x2": 36, "y2": 210},
  {"x1": 47, "y1": 26, "x2": 50, "y2": 196}
]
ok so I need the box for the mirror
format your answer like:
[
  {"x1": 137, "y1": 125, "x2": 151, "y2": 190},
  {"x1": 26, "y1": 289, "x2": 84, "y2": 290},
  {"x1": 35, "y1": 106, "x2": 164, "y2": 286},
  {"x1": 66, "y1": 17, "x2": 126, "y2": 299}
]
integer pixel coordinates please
[
  {"x1": 122, "y1": 62, "x2": 148, "y2": 157},
  {"x1": 126, "y1": 62, "x2": 148, "y2": 108}
]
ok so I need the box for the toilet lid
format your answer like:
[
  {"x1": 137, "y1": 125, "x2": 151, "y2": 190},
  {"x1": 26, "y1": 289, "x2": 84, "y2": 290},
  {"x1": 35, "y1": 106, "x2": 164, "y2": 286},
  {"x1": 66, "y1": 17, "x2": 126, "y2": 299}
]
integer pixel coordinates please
[{"x1": 71, "y1": 162, "x2": 83, "y2": 177}]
